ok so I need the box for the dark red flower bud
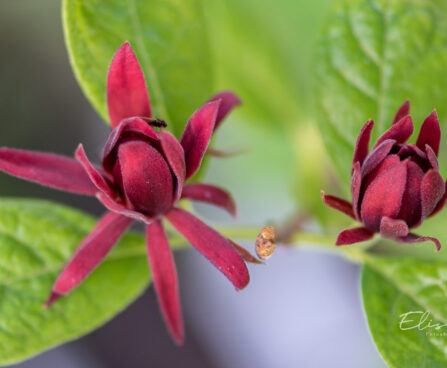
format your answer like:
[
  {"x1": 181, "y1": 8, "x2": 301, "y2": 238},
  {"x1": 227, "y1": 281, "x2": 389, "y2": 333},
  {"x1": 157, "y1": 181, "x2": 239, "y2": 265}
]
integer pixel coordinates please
[{"x1": 322, "y1": 101, "x2": 447, "y2": 251}]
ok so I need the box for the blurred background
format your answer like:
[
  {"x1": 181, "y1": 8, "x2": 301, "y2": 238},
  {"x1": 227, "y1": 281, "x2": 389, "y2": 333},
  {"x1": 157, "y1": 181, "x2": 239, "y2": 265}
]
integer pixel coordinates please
[{"x1": 0, "y1": 1, "x2": 387, "y2": 367}]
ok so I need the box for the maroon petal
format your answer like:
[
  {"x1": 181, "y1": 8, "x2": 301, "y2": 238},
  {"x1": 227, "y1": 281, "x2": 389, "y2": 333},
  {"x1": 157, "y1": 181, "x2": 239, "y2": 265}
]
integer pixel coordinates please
[
  {"x1": 429, "y1": 181, "x2": 447, "y2": 217},
  {"x1": 397, "y1": 144, "x2": 427, "y2": 160},
  {"x1": 336, "y1": 227, "x2": 374, "y2": 245},
  {"x1": 146, "y1": 220, "x2": 184, "y2": 345},
  {"x1": 102, "y1": 117, "x2": 158, "y2": 171},
  {"x1": 107, "y1": 42, "x2": 152, "y2": 128},
  {"x1": 207, "y1": 91, "x2": 241, "y2": 131},
  {"x1": 96, "y1": 192, "x2": 153, "y2": 223},
  {"x1": 165, "y1": 208, "x2": 249, "y2": 289},
  {"x1": 351, "y1": 162, "x2": 362, "y2": 220},
  {"x1": 398, "y1": 160, "x2": 424, "y2": 227},
  {"x1": 181, "y1": 183, "x2": 236, "y2": 217},
  {"x1": 353, "y1": 120, "x2": 374, "y2": 167},
  {"x1": 117, "y1": 141, "x2": 174, "y2": 216},
  {"x1": 361, "y1": 161, "x2": 407, "y2": 232},
  {"x1": 362, "y1": 154, "x2": 401, "y2": 190},
  {"x1": 361, "y1": 139, "x2": 396, "y2": 177},
  {"x1": 421, "y1": 170, "x2": 445, "y2": 219},
  {"x1": 0, "y1": 148, "x2": 97, "y2": 195},
  {"x1": 416, "y1": 111, "x2": 441, "y2": 156},
  {"x1": 396, "y1": 233, "x2": 441, "y2": 252},
  {"x1": 180, "y1": 100, "x2": 220, "y2": 179},
  {"x1": 426, "y1": 145, "x2": 439, "y2": 171},
  {"x1": 228, "y1": 239, "x2": 264, "y2": 265},
  {"x1": 374, "y1": 115, "x2": 413, "y2": 148},
  {"x1": 320, "y1": 191, "x2": 355, "y2": 219},
  {"x1": 75, "y1": 144, "x2": 117, "y2": 199},
  {"x1": 158, "y1": 130, "x2": 186, "y2": 202},
  {"x1": 380, "y1": 217, "x2": 409, "y2": 238},
  {"x1": 45, "y1": 212, "x2": 133, "y2": 304},
  {"x1": 392, "y1": 100, "x2": 410, "y2": 125}
]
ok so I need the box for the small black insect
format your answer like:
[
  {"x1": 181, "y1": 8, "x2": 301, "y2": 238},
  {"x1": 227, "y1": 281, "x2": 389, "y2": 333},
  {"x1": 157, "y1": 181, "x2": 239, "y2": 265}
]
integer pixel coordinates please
[{"x1": 142, "y1": 117, "x2": 167, "y2": 128}]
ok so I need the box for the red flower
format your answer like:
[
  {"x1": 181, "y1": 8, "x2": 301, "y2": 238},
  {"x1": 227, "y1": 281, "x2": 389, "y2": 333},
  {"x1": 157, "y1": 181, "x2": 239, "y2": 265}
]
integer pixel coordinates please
[
  {"x1": 322, "y1": 101, "x2": 447, "y2": 250},
  {"x1": 0, "y1": 42, "x2": 249, "y2": 344}
]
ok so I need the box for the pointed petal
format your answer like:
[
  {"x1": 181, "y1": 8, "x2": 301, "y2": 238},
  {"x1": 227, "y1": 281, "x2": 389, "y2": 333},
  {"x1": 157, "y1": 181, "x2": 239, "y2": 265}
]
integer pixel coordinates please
[
  {"x1": 396, "y1": 233, "x2": 441, "y2": 252},
  {"x1": 102, "y1": 117, "x2": 158, "y2": 171},
  {"x1": 361, "y1": 161, "x2": 407, "y2": 232},
  {"x1": 429, "y1": 181, "x2": 447, "y2": 217},
  {"x1": 353, "y1": 120, "x2": 374, "y2": 167},
  {"x1": 336, "y1": 227, "x2": 374, "y2": 245},
  {"x1": 375, "y1": 115, "x2": 413, "y2": 148},
  {"x1": 0, "y1": 148, "x2": 97, "y2": 195},
  {"x1": 320, "y1": 191, "x2": 355, "y2": 219},
  {"x1": 49, "y1": 212, "x2": 133, "y2": 297},
  {"x1": 351, "y1": 162, "x2": 362, "y2": 220},
  {"x1": 181, "y1": 183, "x2": 236, "y2": 217},
  {"x1": 361, "y1": 139, "x2": 395, "y2": 177},
  {"x1": 426, "y1": 145, "x2": 439, "y2": 171},
  {"x1": 207, "y1": 91, "x2": 241, "y2": 130},
  {"x1": 146, "y1": 220, "x2": 184, "y2": 345},
  {"x1": 421, "y1": 170, "x2": 445, "y2": 219},
  {"x1": 380, "y1": 217, "x2": 409, "y2": 238},
  {"x1": 181, "y1": 100, "x2": 220, "y2": 179},
  {"x1": 96, "y1": 192, "x2": 153, "y2": 224},
  {"x1": 117, "y1": 141, "x2": 174, "y2": 216},
  {"x1": 75, "y1": 144, "x2": 117, "y2": 199},
  {"x1": 416, "y1": 111, "x2": 441, "y2": 156},
  {"x1": 107, "y1": 42, "x2": 151, "y2": 128},
  {"x1": 228, "y1": 239, "x2": 264, "y2": 264},
  {"x1": 158, "y1": 130, "x2": 186, "y2": 202},
  {"x1": 392, "y1": 100, "x2": 410, "y2": 125},
  {"x1": 165, "y1": 208, "x2": 249, "y2": 289},
  {"x1": 43, "y1": 292, "x2": 62, "y2": 308}
]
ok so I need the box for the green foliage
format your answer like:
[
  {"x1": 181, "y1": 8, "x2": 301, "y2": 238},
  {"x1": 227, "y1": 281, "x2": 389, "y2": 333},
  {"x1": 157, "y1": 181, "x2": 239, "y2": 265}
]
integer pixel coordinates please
[
  {"x1": 362, "y1": 256, "x2": 447, "y2": 367},
  {"x1": 205, "y1": 0, "x2": 332, "y2": 130},
  {"x1": 0, "y1": 199, "x2": 149, "y2": 365},
  {"x1": 315, "y1": 0, "x2": 447, "y2": 183},
  {"x1": 63, "y1": 0, "x2": 212, "y2": 137}
]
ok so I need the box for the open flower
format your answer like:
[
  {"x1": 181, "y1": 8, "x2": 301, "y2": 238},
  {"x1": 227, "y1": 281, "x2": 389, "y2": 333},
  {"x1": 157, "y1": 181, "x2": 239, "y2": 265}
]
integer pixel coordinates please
[
  {"x1": 0, "y1": 42, "x2": 250, "y2": 344},
  {"x1": 321, "y1": 101, "x2": 447, "y2": 250}
]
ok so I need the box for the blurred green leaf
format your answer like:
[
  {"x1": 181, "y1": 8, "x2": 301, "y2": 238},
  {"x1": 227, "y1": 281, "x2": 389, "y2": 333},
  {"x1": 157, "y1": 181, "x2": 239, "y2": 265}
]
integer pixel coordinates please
[
  {"x1": 0, "y1": 199, "x2": 149, "y2": 366},
  {"x1": 315, "y1": 0, "x2": 447, "y2": 183},
  {"x1": 362, "y1": 256, "x2": 447, "y2": 367},
  {"x1": 63, "y1": 0, "x2": 212, "y2": 136},
  {"x1": 205, "y1": 0, "x2": 333, "y2": 131}
]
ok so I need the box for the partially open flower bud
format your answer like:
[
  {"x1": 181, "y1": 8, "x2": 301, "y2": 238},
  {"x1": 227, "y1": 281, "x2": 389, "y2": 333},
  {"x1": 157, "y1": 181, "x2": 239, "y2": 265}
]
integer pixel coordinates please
[{"x1": 322, "y1": 100, "x2": 447, "y2": 251}]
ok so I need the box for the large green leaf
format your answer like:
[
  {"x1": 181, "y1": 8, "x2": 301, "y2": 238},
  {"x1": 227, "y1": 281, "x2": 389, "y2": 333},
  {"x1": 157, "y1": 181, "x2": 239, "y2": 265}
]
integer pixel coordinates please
[
  {"x1": 0, "y1": 199, "x2": 150, "y2": 365},
  {"x1": 63, "y1": 0, "x2": 212, "y2": 136},
  {"x1": 205, "y1": 0, "x2": 332, "y2": 131},
  {"x1": 362, "y1": 256, "x2": 447, "y2": 367},
  {"x1": 315, "y1": 0, "x2": 447, "y2": 183}
]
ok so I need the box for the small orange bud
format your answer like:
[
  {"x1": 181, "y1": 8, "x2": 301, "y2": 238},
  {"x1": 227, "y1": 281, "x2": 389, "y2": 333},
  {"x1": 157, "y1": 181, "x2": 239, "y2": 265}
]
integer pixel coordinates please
[{"x1": 255, "y1": 226, "x2": 276, "y2": 260}]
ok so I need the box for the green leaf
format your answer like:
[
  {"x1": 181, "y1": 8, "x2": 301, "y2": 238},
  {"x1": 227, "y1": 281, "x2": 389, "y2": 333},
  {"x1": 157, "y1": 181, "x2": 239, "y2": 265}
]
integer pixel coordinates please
[
  {"x1": 0, "y1": 199, "x2": 150, "y2": 365},
  {"x1": 362, "y1": 256, "x2": 447, "y2": 367},
  {"x1": 315, "y1": 0, "x2": 447, "y2": 183},
  {"x1": 63, "y1": 0, "x2": 212, "y2": 136},
  {"x1": 205, "y1": 0, "x2": 332, "y2": 131}
]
